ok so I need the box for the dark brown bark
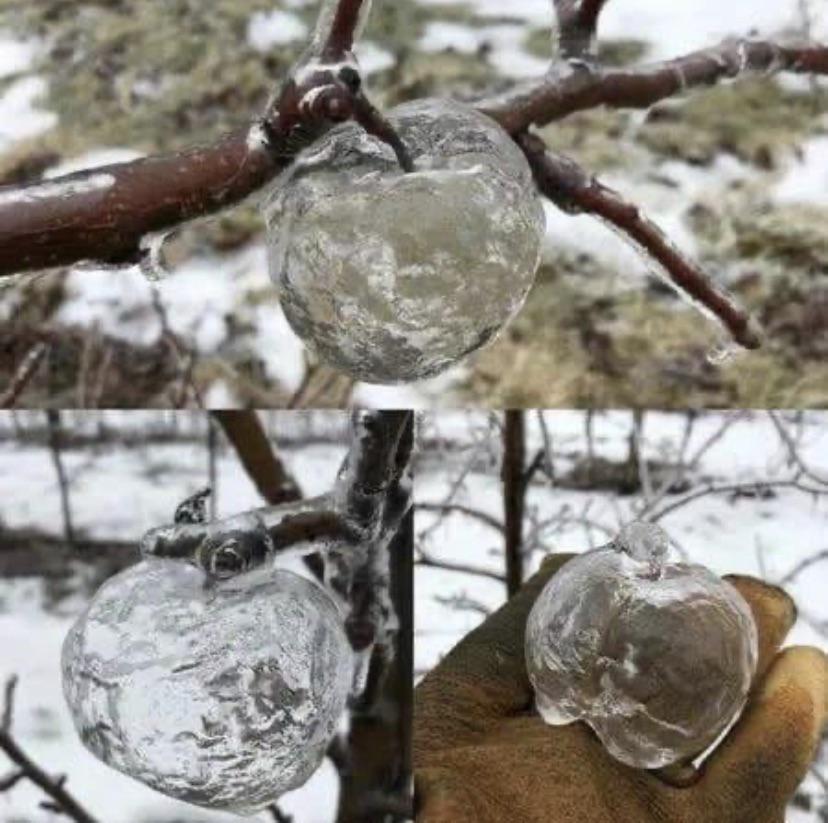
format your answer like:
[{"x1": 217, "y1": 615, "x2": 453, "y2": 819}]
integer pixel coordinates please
[
  {"x1": 502, "y1": 410, "x2": 526, "y2": 598},
  {"x1": 553, "y1": 0, "x2": 610, "y2": 58},
  {"x1": 518, "y1": 133, "x2": 762, "y2": 349},
  {"x1": 482, "y1": 39, "x2": 828, "y2": 134},
  {"x1": 211, "y1": 411, "x2": 302, "y2": 505},
  {"x1": 323, "y1": 0, "x2": 370, "y2": 58},
  {"x1": 0, "y1": 130, "x2": 283, "y2": 277}
]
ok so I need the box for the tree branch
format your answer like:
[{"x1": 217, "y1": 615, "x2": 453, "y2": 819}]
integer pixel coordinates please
[
  {"x1": 1, "y1": 342, "x2": 49, "y2": 409},
  {"x1": 140, "y1": 496, "x2": 358, "y2": 566},
  {"x1": 211, "y1": 411, "x2": 303, "y2": 505},
  {"x1": 779, "y1": 549, "x2": 828, "y2": 586},
  {"x1": 415, "y1": 551, "x2": 507, "y2": 584},
  {"x1": 0, "y1": 676, "x2": 98, "y2": 823},
  {"x1": 482, "y1": 39, "x2": 828, "y2": 134},
  {"x1": 321, "y1": 0, "x2": 371, "y2": 58},
  {"x1": 0, "y1": 129, "x2": 282, "y2": 277},
  {"x1": 415, "y1": 502, "x2": 505, "y2": 534},
  {"x1": 553, "y1": 0, "x2": 611, "y2": 59},
  {"x1": 0, "y1": 0, "x2": 409, "y2": 278},
  {"x1": 518, "y1": 132, "x2": 762, "y2": 349}
]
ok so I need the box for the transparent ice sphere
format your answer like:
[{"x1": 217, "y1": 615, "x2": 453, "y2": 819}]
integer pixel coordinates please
[
  {"x1": 525, "y1": 524, "x2": 758, "y2": 769},
  {"x1": 263, "y1": 97, "x2": 546, "y2": 384},
  {"x1": 62, "y1": 560, "x2": 353, "y2": 813}
]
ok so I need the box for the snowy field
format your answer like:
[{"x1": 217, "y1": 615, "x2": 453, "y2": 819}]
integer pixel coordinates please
[
  {"x1": 1, "y1": 0, "x2": 827, "y2": 407},
  {"x1": 0, "y1": 412, "x2": 350, "y2": 823},
  {"x1": 415, "y1": 409, "x2": 828, "y2": 821}
]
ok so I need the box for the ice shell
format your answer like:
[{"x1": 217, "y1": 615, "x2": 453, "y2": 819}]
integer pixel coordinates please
[
  {"x1": 525, "y1": 549, "x2": 758, "y2": 769},
  {"x1": 615, "y1": 521, "x2": 669, "y2": 575},
  {"x1": 62, "y1": 560, "x2": 353, "y2": 813},
  {"x1": 263, "y1": 97, "x2": 546, "y2": 384}
]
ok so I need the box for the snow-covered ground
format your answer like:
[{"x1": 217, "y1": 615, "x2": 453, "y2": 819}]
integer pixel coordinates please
[
  {"x1": 415, "y1": 410, "x2": 828, "y2": 818},
  {"x1": 0, "y1": 413, "x2": 351, "y2": 823},
  {"x1": 2, "y1": 0, "x2": 826, "y2": 406}
]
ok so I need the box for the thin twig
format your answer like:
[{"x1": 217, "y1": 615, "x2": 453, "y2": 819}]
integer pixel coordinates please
[
  {"x1": 768, "y1": 411, "x2": 828, "y2": 485},
  {"x1": 649, "y1": 479, "x2": 828, "y2": 522},
  {"x1": 415, "y1": 502, "x2": 505, "y2": 534},
  {"x1": 518, "y1": 133, "x2": 761, "y2": 349},
  {"x1": 779, "y1": 549, "x2": 828, "y2": 586},
  {"x1": 0, "y1": 342, "x2": 49, "y2": 409},
  {"x1": 415, "y1": 550, "x2": 506, "y2": 583},
  {"x1": 0, "y1": 677, "x2": 98, "y2": 823}
]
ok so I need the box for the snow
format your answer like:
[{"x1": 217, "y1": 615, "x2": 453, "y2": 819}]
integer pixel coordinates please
[
  {"x1": 0, "y1": 34, "x2": 40, "y2": 79},
  {"x1": 774, "y1": 135, "x2": 828, "y2": 206},
  {"x1": 354, "y1": 41, "x2": 395, "y2": 76},
  {"x1": 0, "y1": 419, "x2": 351, "y2": 822},
  {"x1": 0, "y1": 76, "x2": 57, "y2": 150},
  {"x1": 416, "y1": 410, "x2": 828, "y2": 667},
  {"x1": 416, "y1": 410, "x2": 828, "y2": 817},
  {"x1": 248, "y1": 9, "x2": 309, "y2": 51}
]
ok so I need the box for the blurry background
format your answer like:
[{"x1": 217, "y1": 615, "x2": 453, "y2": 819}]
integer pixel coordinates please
[
  {"x1": 0, "y1": 411, "x2": 361, "y2": 823},
  {"x1": 414, "y1": 409, "x2": 828, "y2": 821},
  {"x1": 1, "y1": 0, "x2": 827, "y2": 408}
]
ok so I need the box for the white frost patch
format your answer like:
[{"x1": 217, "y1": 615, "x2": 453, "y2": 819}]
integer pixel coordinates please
[
  {"x1": 354, "y1": 41, "x2": 395, "y2": 76},
  {"x1": 246, "y1": 122, "x2": 270, "y2": 152},
  {"x1": 774, "y1": 135, "x2": 828, "y2": 206},
  {"x1": 0, "y1": 33, "x2": 40, "y2": 78},
  {"x1": 484, "y1": 24, "x2": 552, "y2": 79},
  {"x1": 0, "y1": 76, "x2": 57, "y2": 149},
  {"x1": 56, "y1": 266, "x2": 161, "y2": 347},
  {"x1": 247, "y1": 9, "x2": 308, "y2": 52},
  {"x1": 253, "y1": 300, "x2": 308, "y2": 393},
  {"x1": 45, "y1": 148, "x2": 145, "y2": 178},
  {"x1": 0, "y1": 173, "x2": 115, "y2": 206}
]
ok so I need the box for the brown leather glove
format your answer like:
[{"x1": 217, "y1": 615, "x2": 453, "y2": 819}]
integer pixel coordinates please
[{"x1": 415, "y1": 554, "x2": 828, "y2": 823}]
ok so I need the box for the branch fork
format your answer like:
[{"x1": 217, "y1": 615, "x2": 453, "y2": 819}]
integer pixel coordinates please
[{"x1": 2, "y1": 0, "x2": 828, "y2": 357}]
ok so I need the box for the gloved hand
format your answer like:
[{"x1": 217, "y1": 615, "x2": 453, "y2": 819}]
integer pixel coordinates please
[{"x1": 415, "y1": 554, "x2": 828, "y2": 823}]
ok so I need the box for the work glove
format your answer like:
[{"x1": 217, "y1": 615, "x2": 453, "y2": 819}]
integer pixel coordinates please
[{"x1": 415, "y1": 554, "x2": 828, "y2": 823}]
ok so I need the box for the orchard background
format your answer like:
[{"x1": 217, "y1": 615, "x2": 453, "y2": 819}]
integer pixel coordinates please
[{"x1": 1, "y1": 0, "x2": 827, "y2": 407}]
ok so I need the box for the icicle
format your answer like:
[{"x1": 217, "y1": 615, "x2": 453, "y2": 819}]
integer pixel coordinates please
[{"x1": 138, "y1": 232, "x2": 172, "y2": 282}]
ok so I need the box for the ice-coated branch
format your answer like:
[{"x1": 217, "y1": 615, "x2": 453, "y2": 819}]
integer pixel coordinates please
[
  {"x1": 315, "y1": 0, "x2": 373, "y2": 59},
  {"x1": 552, "y1": 0, "x2": 611, "y2": 59},
  {"x1": 141, "y1": 411, "x2": 413, "y2": 578},
  {"x1": 518, "y1": 132, "x2": 762, "y2": 349},
  {"x1": 483, "y1": 38, "x2": 828, "y2": 134},
  {"x1": 0, "y1": 130, "x2": 283, "y2": 277},
  {"x1": 0, "y1": 676, "x2": 98, "y2": 823},
  {"x1": 335, "y1": 411, "x2": 413, "y2": 538},
  {"x1": 338, "y1": 411, "x2": 414, "y2": 651},
  {"x1": 141, "y1": 495, "x2": 359, "y2": 570},
  {"x1": 0, "y1": 0, "x2": 411, "y2": 278}
]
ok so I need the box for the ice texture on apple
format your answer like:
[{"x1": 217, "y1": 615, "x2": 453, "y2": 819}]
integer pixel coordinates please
[
  {"x1": 264, "y1": 97, "x2": 546, "y2": 384},
  {"x1": 525, "y1": 526, "x2": 758, "y2": 769},
  {"x1": 62, "y1": 560, "x2": 353, "y2": 813}
]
